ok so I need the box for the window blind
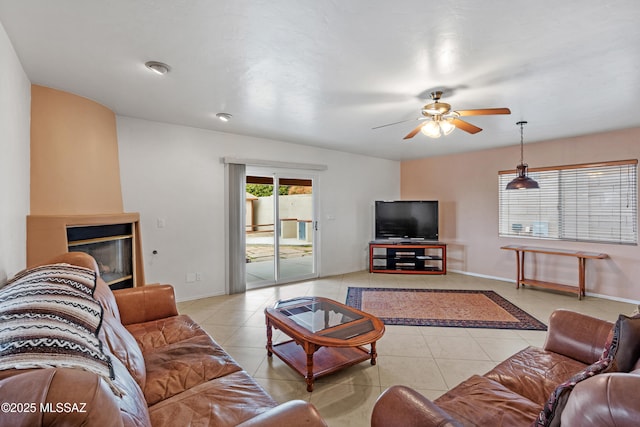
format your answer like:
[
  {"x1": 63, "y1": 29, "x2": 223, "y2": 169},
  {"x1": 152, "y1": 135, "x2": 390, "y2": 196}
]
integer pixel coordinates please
[{"x1": 499, "y1": 160, "x2": 638, "y2": 244}]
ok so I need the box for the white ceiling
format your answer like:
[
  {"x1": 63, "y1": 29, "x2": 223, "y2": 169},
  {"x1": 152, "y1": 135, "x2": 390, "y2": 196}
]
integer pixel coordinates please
[{"x1": 1, "y1": 1, "x2": 639, "y2": 161}]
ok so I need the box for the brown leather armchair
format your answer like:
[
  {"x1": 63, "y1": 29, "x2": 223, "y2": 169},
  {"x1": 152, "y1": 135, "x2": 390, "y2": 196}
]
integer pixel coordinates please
[{"x1": 372, "y1": 310, "x2": 640, "y2": 426}]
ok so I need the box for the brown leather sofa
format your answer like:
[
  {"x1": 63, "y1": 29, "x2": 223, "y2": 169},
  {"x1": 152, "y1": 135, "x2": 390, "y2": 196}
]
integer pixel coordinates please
[
  {"x1": 371, "y1": 309, "x2": 640, "y2": 427},
  {"x1": 0, "y1": 252, "x2": 327, "y2": 427}
]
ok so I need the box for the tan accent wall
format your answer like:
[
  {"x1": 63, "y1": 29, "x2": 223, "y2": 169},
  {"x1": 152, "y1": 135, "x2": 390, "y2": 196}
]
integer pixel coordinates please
[
  {"x1": 400, "y1": 127, "x2": 640, "y2": 301},
  {"x1": 30, "y1": 85, "x2": 123, "y2": 215}
]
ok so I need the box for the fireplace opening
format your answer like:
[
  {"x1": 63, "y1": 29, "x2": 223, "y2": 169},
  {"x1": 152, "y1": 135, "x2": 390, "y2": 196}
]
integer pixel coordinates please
[{"x1": 67, "y1": 223, "x2": 134, "y2": 289}]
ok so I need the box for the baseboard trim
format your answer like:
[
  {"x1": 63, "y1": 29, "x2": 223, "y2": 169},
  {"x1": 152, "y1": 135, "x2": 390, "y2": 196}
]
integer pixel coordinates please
[
  {"x1": 176, "y1": 290, "x2": 226, "y2": 303},
  {"x1": 584, "y1": 292, "x2": 640, "y2": 305},
  {"x1": 449, "y1": 269, "x2": 640, "y2": 305},
  {"x1": 448, "y1": 269, "x2": 513, "y2": 284}
]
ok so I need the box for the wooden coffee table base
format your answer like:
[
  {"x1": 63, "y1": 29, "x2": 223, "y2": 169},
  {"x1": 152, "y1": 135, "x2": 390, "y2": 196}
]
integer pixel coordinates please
[
  {"x1": 264, "y1": 296, "x2": 384, "y2": 392},
  {"x1": 268, "y1": 339, "x2": 377, "y2": 392}
]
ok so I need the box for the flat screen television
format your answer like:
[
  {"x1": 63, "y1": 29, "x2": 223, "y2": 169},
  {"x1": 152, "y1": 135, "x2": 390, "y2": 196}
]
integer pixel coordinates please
[{"x1": 374, "y1": 200, "x2": 439, "y2": 241}]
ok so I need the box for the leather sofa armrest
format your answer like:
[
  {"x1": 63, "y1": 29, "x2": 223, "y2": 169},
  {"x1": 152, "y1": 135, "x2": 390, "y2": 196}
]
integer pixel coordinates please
[
  {"x1": 561, "y1": 372, "x2": 640, "y2": 427},
  {"x1": 113, "y1": 284, "x2": 178, "y2": 325},
  {"x1": 236, "y1": 400, "x2": 327, "y2": 427},
  {"x1": 0, "y1": 368, "x2": 122, "y2": 427},
  {"x1": 371, "y1": 385, "x2": 463, "y2": 427},
  {"x1": 543, "y1": 309, "x2": 613, "y2": 364},
  {"x1": 40, "y1": 251, "x2": 101, "y2": 273}
]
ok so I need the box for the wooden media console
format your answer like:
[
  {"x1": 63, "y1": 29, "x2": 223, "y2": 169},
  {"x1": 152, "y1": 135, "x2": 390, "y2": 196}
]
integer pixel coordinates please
[{"x1": 369, "y1": 241, "x2": 446, "y2": 274}]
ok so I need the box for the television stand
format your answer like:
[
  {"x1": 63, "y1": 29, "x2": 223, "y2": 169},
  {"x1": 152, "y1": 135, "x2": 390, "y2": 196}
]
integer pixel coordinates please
[{"x1": 369, "y1": 241, "x2": 446, "y2": 275}]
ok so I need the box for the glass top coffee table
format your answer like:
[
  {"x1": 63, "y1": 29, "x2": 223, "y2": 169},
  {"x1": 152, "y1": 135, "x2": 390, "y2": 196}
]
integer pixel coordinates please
[{"x1": 264, "y1": 296, "x2": 385, "y2": 392}]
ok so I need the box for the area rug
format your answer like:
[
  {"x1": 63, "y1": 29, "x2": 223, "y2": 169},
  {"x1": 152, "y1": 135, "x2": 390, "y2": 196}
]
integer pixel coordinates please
[{"x1": 346, "y1": 287, "x2": 547, "y2": 330}]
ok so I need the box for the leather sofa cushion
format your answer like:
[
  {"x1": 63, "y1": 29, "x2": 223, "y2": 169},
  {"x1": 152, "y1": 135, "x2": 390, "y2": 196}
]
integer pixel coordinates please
[
  {"x1": 101, "y1": 313, "x2": 147, "y2": 389},
  {"x1": 561, "y1": 373, "x2": 640, "y2": 427},
  {"x1": 104, "y1": 355, "x2": 152, "y2": 427},
  {"x1": 534, "y1": 355, "x2": 613, "y2": 427},
  {"x1": 434, "y1": 374, "x2": 541, "y2": 426},
  {"x1": 148, "y1": 370, "x2": 278, "y2": 427},
  {"x1": 126, "y1": 314, "x2": 208, "y2": 352},
  {"x1": 143, "y1": 334, "x2": 243, "y2": 405},
  {"x1": 484, "y1": 346, "x2": 587, "y2": 406}
]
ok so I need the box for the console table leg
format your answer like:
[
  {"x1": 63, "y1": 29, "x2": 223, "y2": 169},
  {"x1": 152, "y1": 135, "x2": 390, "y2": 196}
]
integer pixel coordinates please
[
  {"x1": 578, "y1": 257, "x2": 586, "y2": 300},
  {"x1": 514, "y1": 250, "x2": 522, "y2": 289}
]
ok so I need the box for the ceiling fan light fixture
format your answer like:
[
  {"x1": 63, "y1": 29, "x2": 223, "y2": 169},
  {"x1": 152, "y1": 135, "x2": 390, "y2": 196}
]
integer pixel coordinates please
[
  {"x1": 420, "y1": 117, "x2": 456, "y2": 138},
  {"x1": 440, "y1": 119, "x2": 456, "y2": 135},
  {"x1": 421, "y1": 120, "x2": 442, "y2": 138},
  {"x1": 506, "y1": 121, "x2": 539, "y2": 190},
  {"x1": 423, "y1": 102, "x2": 451, "y2": 116},
  {"x1": 387, "y1": 91, "x2": 509, "y2": 140}
]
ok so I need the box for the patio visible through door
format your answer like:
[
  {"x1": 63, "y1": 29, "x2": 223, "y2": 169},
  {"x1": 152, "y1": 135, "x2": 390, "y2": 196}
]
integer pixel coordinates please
[{"x1": 245, "y1": 171, "x2": 316, "y2": 288}]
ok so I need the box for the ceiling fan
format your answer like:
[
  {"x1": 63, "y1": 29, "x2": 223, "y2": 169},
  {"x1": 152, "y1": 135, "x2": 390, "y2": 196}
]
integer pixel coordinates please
[{"x1": 373, "y1": 91, "x2": 511, "y2": 139}]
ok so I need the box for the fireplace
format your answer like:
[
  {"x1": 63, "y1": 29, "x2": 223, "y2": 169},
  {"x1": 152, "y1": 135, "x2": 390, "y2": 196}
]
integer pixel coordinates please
[
  {"x1": 27, "y1": 213, "x2": 145, "y2": 288},
  {"x1": 67, "y1": 223, "x2": 134, "y2": 289}
]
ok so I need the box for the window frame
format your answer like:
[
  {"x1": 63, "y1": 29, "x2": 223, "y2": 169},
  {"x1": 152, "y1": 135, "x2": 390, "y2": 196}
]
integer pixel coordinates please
[{"x1": 498, "y1": 159, "x2": 638, "y2": 245}]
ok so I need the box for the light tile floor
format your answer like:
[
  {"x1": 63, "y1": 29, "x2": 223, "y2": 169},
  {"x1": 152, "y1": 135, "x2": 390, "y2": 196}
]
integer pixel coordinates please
[{"x1": 177, "y1": 271, "x2": 636, "y2": 427}]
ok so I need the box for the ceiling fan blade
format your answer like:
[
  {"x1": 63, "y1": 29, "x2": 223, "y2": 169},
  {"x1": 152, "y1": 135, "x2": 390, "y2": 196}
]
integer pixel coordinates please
[
  {"x1": 372, "y1": 117, "x2": 422, "y2": 130},
  {"x1": 455, "y1": 108, "x2": 511, "y2": 116},
  {"x1": 403, "y1": 123, "x2": 425, "y2": 139},
  {"x1": 451, "y1": 118, "x2": 482, "y2": 134}
]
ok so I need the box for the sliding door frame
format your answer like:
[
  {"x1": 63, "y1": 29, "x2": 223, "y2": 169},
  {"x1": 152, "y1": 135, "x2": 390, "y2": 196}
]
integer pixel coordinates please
[
  {"x1": 224, "y1": 157, "x2": 325, "y2": 294},
  {"x1": 246, "y1": 167, "x2": 319, "y2": 288}
]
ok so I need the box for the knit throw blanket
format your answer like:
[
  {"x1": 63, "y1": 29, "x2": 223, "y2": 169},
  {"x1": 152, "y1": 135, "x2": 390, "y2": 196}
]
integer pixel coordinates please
[{"x1": 0, "y1": 264, "x2": 119, "y2": 395}]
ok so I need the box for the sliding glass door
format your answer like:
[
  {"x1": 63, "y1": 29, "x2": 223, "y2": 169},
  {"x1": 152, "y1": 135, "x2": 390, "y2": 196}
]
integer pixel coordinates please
[{"x1": 245, "y1": 169, "x2": 317, "y2": 288}]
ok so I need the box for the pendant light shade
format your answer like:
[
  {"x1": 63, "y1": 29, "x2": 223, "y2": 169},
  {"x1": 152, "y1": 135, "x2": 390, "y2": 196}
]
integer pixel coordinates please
[
  {"x1": 506, "y1": 163, "x2": 540, "y2": 189},
  {"x1": 506, "y1": 121, "x2": 539, "y2": 190}
]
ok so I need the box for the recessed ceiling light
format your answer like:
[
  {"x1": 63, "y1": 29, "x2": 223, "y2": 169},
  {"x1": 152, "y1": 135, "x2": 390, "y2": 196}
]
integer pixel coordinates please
[
  {"x1": 216, "y1": 113, "x2": 232, "y2": 122},
  {"x1": 145, "y1": 61, "x2": 171, "y2": 75}
]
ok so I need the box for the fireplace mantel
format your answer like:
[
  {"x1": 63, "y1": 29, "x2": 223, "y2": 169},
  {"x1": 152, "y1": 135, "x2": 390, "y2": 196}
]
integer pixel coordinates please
[{"x1": 27, "y1": 213, "x2": 145, "y2": 288}]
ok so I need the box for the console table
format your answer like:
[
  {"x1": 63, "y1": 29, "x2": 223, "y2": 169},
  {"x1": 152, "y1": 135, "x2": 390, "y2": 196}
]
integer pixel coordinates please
[
  {"x1": 369, "y1": 241, "x2": 446, "y2": 274},
  {"x1": 500, "y1": 245, "x2": 608, "y2": 300}
]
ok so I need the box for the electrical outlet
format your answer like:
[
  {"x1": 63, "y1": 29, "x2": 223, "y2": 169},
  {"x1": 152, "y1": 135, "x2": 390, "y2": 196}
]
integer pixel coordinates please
[{"x1": 195, "y1": 272, "x2": 202, "y2": 281}]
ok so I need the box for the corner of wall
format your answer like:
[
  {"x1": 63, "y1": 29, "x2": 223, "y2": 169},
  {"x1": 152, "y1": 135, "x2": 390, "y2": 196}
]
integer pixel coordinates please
[{"x1": 0, "y1": 20, "x2": 31, "y2": 281}]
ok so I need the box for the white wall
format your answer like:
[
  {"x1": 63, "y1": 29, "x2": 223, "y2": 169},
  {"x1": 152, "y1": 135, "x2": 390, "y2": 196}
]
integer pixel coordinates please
[
  {"x1": 0, "y1": 21, "x2": 30, "y2": 284},
  {"x1": 117, "y1": 116, "x2": 399, "y2": 301}
]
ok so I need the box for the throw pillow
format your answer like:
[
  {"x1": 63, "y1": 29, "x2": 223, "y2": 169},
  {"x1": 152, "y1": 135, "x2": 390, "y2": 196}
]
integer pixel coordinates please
[
  {"x1": 604, "y1": 313, "x2": 640, "y2": 372},
  {"x1": 532, "y1": 313, "x2": 640, "y2": 427},
  {"x1": 0, "y1": 264, "x2": 121, "y2": 396}
]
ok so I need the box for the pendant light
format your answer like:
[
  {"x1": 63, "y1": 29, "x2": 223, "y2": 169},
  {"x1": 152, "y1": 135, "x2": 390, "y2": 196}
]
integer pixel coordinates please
[{"x1": 506, "y1": 121, "x2": 539, "y2": 190}]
